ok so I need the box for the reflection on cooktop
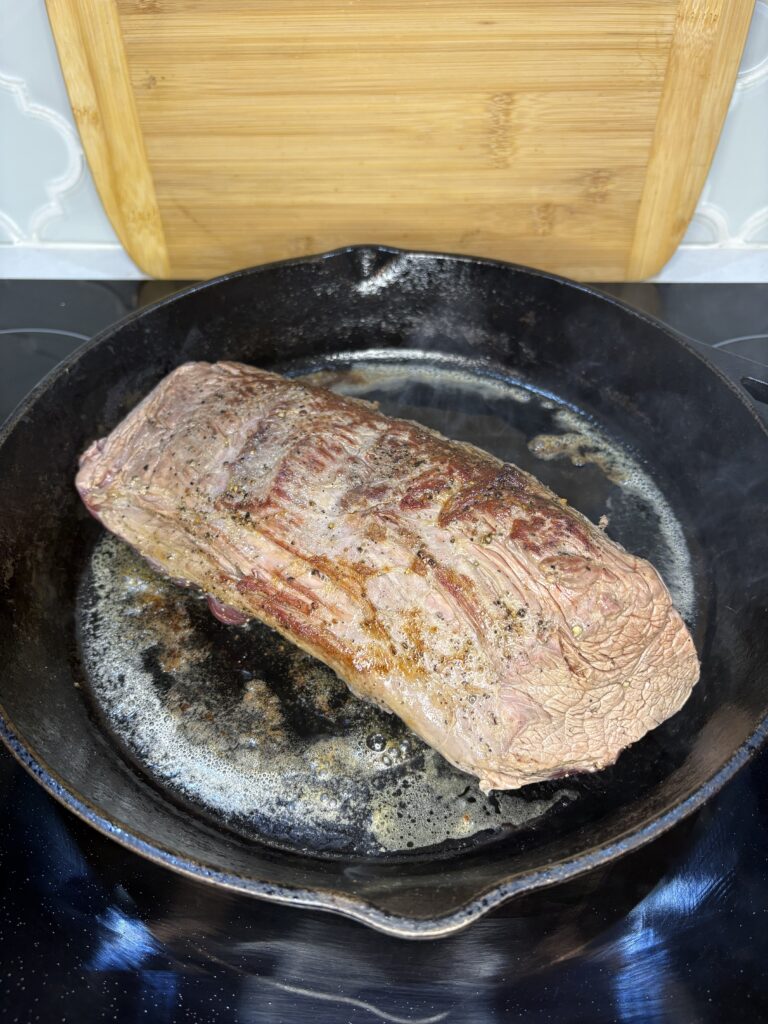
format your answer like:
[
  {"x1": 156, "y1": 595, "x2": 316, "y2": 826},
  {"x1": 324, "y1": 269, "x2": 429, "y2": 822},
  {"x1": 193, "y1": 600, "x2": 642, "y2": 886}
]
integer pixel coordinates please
[
  {"x1": 2, "y1": 755, "x2": 766, "y2": 1022},
  {"x1": 1, "y1": 280, "x2": 767, "y2": 1024}
]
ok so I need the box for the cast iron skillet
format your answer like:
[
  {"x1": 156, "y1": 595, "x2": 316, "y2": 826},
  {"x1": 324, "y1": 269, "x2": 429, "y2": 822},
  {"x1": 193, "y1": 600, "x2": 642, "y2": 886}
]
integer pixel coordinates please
[{"x1": 1, "y1": 247, "x2": 767, "y2": 938}]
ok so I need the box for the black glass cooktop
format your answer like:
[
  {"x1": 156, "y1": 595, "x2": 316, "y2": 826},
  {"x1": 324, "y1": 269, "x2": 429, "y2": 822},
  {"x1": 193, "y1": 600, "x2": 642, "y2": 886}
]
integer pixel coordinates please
[{"x1": 1, "y1": 280, "x2": 767, "y2": 1024}]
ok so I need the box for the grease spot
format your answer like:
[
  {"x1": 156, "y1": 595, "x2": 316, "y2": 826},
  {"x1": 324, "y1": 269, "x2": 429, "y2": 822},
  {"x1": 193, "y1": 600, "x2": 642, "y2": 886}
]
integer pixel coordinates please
[{"x1": 79, "y1": 535, "x2": 571, "y2": 857}]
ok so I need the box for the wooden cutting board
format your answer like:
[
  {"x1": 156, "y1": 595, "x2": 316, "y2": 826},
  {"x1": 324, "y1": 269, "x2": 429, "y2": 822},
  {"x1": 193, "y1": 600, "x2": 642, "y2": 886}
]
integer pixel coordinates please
[{"x1": 47, "y1": 0, "x2": 753, "y2": 280}]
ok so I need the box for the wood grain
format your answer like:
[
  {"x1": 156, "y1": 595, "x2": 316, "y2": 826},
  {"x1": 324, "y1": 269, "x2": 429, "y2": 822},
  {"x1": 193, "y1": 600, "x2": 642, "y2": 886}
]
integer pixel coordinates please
[
  {"x1": 627, "y1": 0, "x2": 755, "y2": 277},
  {"x1": 47, "y1": 0, "x2": 752, "y2": 280},
  {"x1": 45, "y1": 0, "x2": 169, "y2": 277}
]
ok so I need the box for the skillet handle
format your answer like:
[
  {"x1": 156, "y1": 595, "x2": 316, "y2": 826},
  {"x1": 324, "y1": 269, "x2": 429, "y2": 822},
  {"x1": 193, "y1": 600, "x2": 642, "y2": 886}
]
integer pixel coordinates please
[
  {"x1": 740, "y1": 376, "x2": 768, "y2": 407},
  {"x1": 684, "y1": 337, "x2": 768, "y2": 417}
]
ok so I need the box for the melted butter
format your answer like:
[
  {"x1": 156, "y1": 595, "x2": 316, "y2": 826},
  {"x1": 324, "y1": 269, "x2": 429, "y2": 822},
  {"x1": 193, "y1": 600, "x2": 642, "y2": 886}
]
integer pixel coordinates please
[{"x1": 79, "y1": 535, "x2": 575, "y2": 857}]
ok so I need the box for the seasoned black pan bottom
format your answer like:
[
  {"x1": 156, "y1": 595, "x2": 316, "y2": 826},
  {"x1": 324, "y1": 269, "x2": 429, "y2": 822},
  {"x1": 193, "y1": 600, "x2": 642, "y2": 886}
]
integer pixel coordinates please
[{"x1": 77, "y1": 350, "x2": 695, "y2": 860}]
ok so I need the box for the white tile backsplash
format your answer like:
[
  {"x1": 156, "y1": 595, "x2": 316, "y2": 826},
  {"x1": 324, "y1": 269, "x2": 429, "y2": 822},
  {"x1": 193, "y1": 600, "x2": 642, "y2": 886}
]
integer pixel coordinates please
[
  {"x1": 0, "y1": 77, "x2": 76, "y2": 240},
  {"x1": 681, "y1": 0, "x2": 768, "y2": 249},
  {"x1": 1, "y1": 0, "x2": 766, "y2": 280},
  {"x1": 0, "y1": 0, "x2": 119, "y2": 250}
]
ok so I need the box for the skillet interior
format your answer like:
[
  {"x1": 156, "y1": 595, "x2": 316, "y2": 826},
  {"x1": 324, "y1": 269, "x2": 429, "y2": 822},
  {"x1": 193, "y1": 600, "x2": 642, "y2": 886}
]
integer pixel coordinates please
[{"x1": 1, "y1": 247, "x2": 766, "y2": 936}]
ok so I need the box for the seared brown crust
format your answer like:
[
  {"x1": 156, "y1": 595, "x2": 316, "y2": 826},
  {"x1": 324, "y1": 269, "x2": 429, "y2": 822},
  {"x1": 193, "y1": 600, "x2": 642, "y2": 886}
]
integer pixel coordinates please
[{"x1": 76, "y1": 362, "x2": 700, "y2": 791}]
